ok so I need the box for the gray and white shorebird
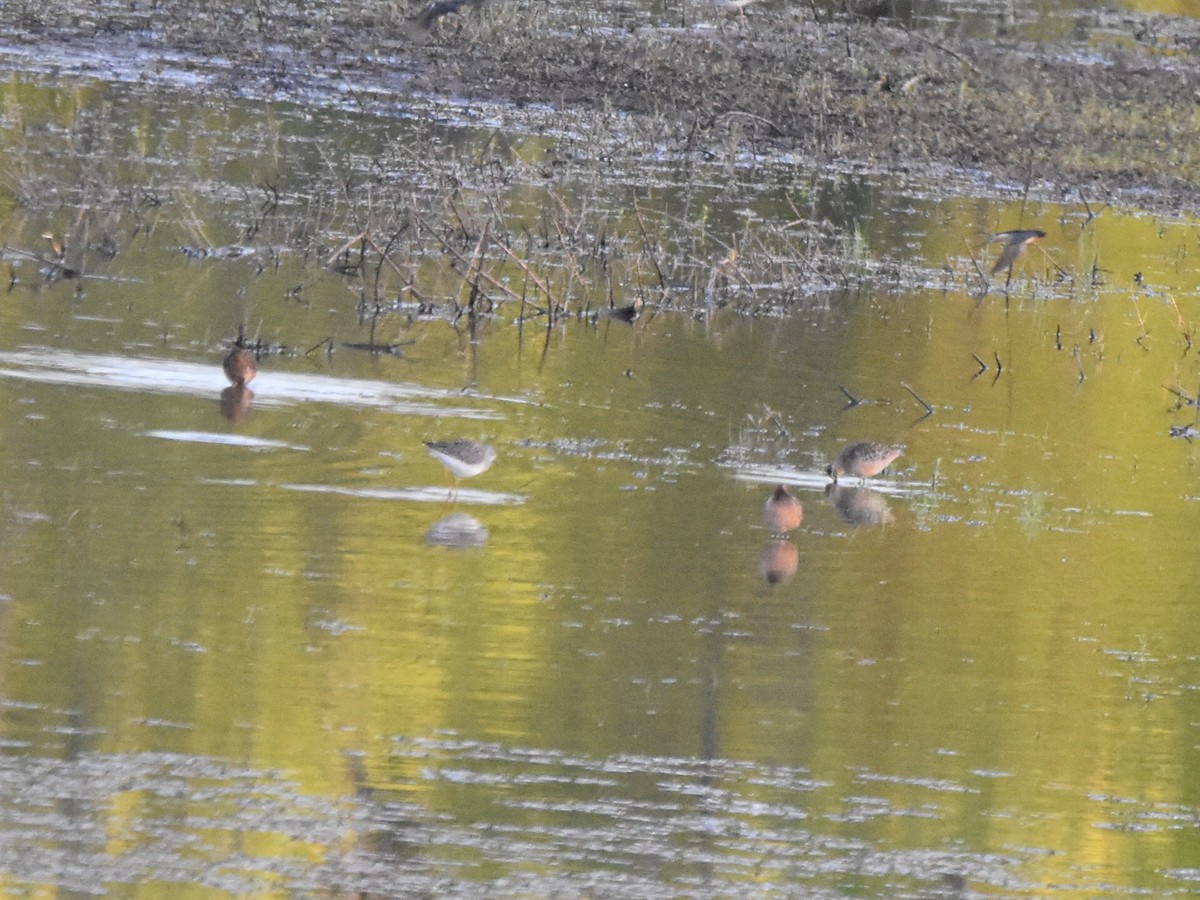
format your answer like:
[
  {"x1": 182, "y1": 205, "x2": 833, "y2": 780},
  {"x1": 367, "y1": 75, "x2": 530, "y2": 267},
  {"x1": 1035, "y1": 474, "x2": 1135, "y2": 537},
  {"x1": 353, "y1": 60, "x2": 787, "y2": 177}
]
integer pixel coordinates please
[
  {"x1": 424, "y1": 439, "x2": 497, "y2": 497},
  {"x1": 825, "y1": 441, "x2": 905, "y2": 483}
]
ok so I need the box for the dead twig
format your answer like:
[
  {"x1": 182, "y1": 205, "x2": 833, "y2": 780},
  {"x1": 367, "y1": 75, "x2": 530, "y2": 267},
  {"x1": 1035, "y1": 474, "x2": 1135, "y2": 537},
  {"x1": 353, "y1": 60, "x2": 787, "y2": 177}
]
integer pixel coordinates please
[
  {"x1": 490, "y1": 233, "x2": 563, "y2": 310},
  {"x1": 901, "y1": 382, "x2": 934, "y2": 418},
  {"x1": 457, "y1": 219, "x2": 491, "y2": 316},
  {"x1": 838, "y1": 385, "x2": 864, "y2": 408}
]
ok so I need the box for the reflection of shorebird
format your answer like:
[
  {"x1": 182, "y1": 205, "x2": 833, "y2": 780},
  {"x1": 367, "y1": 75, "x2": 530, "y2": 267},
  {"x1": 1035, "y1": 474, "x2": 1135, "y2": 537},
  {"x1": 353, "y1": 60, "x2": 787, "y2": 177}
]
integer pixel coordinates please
[
  {"x1": 990, "y1": 229, "x2": 1046, "y2": 277},
  {"x1": 826, "y1": 483, "x2": 895, "y2": 527},
  {"x1": 763, "y1": 484, "x2": 803, "y2": 534},
  {"x1": 426, "y1": 512, "x2": 489, "y2": 549},
  {"x1": 220, "y1": 385, "x2": 254, "y2": 422},
  {"x1": 424, "y1": 440, "x2": 497, "y2": 497},
  {"x1": 759, "y1": 540, "x2": 799, "y2": 584},
  {"x1": 826, "y1": 441, "x2": 904, "y2": 483},
  {"x1": 222, "y1": 348, "x2": 257, "y2": 387}
]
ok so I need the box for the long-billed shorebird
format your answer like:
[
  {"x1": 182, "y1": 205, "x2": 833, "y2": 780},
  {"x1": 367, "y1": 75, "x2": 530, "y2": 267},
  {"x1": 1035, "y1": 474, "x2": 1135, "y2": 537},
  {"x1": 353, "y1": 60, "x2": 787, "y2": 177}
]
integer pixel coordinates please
[
  {"x1": 424, "y1": 439, "x2": 497, "y2": 498},
  {"x1": 826, "y1": 441, "x2": 904, "y2": 483},
  {"x1": 222, "y1": 348, "x2": 257, "y2": 387}
]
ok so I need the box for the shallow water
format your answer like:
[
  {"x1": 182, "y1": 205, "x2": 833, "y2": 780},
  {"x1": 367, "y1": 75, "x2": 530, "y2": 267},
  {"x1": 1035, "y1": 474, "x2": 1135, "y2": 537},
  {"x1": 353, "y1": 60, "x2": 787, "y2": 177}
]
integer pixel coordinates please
[{"x1": 2, "y1": 3, "x2": 1200, "y2": 897}]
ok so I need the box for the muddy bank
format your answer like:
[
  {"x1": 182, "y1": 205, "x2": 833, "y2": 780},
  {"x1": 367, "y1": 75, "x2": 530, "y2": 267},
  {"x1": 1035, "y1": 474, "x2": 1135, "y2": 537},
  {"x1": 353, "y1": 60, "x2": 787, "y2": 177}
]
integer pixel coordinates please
[
  {"x1": 2, "y1": 2, "x2": 1199, "y2": 211},
  {"x1": 409, "y1": 6, "x2": 1200, "y2": 210}
]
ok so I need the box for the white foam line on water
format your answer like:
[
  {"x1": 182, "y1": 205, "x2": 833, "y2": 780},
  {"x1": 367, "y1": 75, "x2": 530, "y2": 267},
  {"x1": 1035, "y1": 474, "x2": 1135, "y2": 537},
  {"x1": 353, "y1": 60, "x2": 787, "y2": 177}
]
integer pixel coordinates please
[
  {"x1": 143, "y1": 430, "x2": 308, "y2": 450},
  {"x1": 0, "y1": 348, "x2": 515, "y2": 418},
  {"x1": 733, "y1": 464, "x2": 926, "y2": 497},
  {"x1": 280, "y1": 482, "x2": 525, "y2": 506}
]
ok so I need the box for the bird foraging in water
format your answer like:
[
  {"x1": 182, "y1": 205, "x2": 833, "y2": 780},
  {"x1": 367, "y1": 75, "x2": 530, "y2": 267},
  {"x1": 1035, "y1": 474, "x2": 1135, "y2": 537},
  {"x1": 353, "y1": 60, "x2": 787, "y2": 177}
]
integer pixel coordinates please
[
  {"x1": 424, "y1": 439, "x2": 497, "y2": 497},
  {"x1": 763, "y1": 484, "x2": 803, "y2": 534},
  {"x1": 826, "y1": 442, "x2": 904, "y2": 483},
  {"x1": 222, "y1": 348, "x2": 257, "y2": 387},
  {"x1": 989, "y1": 229, "x2": 1046, "y2": 277}
]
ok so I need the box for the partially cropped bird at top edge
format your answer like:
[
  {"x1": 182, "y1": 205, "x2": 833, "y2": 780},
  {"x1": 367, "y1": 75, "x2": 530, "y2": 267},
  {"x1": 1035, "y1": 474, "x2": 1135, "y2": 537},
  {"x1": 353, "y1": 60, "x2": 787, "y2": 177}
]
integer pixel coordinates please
[
  {"x1": 763, "y1": 484, "x2": 803, "y2": 534},
  {"x1": 414, "y1": 0, "x2": 484, "y2": 29},
  {"x1": 222, "y1": 347, "x2": 257, "y2": 388},
  {"x1": 825, "y1": 441, "x2": 904, "y2": 483},
  {"x1": 990, "y1": 229, "x2": 1046, "y2": 275},
  {"x1": 713, "y1": 0, "x2": 759, "y2": 14},
  {"x1": 424, "y1": 439, "x2": 497, "y2": 497}
]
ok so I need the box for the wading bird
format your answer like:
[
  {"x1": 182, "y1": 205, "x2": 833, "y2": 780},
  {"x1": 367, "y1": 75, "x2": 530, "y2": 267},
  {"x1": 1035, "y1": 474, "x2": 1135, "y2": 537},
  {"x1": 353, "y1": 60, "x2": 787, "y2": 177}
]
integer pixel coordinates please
[
  {"x1": 825, "y1": 441, "x2": 904, "y2": 483},
  {"x1": 222, "y1": 348, "x2": 257, "y2": 387},
  {"x1": 424, "y1": 439, "x2": 497, "y2": 498},
  {"x1": 762, "y1": 484, "x2": 803, "y2": 534}
]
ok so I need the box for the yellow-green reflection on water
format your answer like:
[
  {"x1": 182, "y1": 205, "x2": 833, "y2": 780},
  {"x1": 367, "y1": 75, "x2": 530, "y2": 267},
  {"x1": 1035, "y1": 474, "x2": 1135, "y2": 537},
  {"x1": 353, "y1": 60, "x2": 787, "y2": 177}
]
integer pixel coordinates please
[{"x1": 0, "y1": 44, "x2": 1199, "y2": 899}]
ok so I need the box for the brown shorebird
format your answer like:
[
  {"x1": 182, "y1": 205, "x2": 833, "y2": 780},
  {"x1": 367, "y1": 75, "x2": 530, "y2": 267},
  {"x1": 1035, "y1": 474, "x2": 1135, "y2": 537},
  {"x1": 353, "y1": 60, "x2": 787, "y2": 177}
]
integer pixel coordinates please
[
  {"x1": 990, "y1": 229, "x2": 1046, "y2": 277},
  {"x1": 222, "y1": 348, "x2": 257, "y2": 387},
  {"x1": 762, "y1": 484, "x2": 803, "y2": 534},
  {"x1": 826, "y1": 442, "x2": 904, "y2": 483},
  {"x1": 424, "y1": 439, "x2": 497, "y2": 497}
]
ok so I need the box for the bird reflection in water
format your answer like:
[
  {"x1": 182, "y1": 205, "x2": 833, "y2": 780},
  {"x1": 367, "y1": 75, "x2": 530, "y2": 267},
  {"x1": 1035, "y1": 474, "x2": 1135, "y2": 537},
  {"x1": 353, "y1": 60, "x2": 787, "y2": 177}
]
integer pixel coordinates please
[
  {"x1": 762, "y1": 484, "x2": 803, "y2": 535},
  {"x1": 826, "y1": 483, "x2": 895, "y2": 527},
  {"x1": 219, "y1": 385, "x2": 254, "y2": 422},
  {"x1": 219, "y1": 347, "x2": 258, "y2": 422},
  {"x1": 426, "y1": 512, "x2": 489, "y2": 549},
  {"x1": 759, "y1": 539, "x2": 799, "y2": 585}
]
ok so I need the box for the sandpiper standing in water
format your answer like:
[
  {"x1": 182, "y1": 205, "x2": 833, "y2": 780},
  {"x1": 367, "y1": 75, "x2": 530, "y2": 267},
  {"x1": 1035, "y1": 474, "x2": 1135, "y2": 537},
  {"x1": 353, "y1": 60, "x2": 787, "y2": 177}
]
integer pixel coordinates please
[
  {"x1": 222, "y1": 348, "x2": 257, "y2": 387},
  {"x1": 826, "y1": 442, "x2": 904, "y2": 484},
  {"x1": 424, "y1": 439, "x2": 497, "y2": 499}
]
